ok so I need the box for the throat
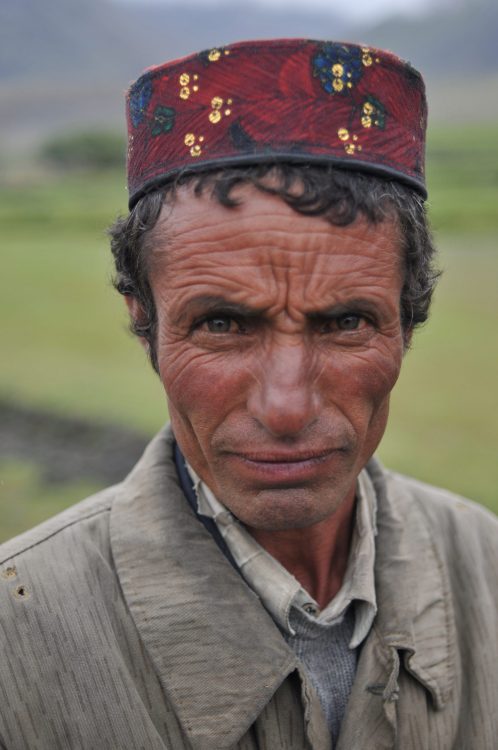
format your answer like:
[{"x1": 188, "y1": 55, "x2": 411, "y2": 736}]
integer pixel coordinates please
[{"x1": 247, "y1": 490, "x2": 356, "y2": 609}]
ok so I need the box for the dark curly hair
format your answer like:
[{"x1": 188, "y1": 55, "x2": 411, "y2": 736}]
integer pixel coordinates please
[{"x1": 109, "y1": 164, "x2": 439, "y2": 371}]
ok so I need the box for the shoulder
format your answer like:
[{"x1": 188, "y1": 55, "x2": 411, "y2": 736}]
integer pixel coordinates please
[
  {"x1": 386, "y1": 468, "x2": 497, "y2": 541},
  {"x1": 374, "y1": 463, "x2": 498, "y2": 592},
  {"x1": 0, "y1": 484, "x2": 118, "y2": 582}
]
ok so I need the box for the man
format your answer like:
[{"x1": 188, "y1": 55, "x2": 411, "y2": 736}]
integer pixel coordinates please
[{"x1": 0, "y1": 39, "x2": 496, "y2": 749}]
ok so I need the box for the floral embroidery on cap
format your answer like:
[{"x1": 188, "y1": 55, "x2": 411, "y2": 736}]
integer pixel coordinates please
[
  {"x1": 198, "y1": 47, "x2": 231, "y2": 66},
  {"x1": 337, "y1": 127, "x2": 362, "y2": 154},
  {"x1": 209, "y1": 96, "x2": 233, "y2": 124},
  {"x1": 312, "y1": 43, "x2": 364, "y2": 94},
  {"x1": 129, "y1": 78, "x2": 153, "y2": 128},
  {"x1": 126, "y1": 39, "x2": 428, "y2": 208},
  {"x1": 184, "y1": 132, "x2": 205, "y2": 157},
  {"x1": 361, "y1": 96, "x2": 386, "y2": 129},
  {"x1": 178, "y1": 72, "x2": 199, "y2": 100},
  {"x1": 151, "y1": 105, "x2": 176, "y2": 137}
]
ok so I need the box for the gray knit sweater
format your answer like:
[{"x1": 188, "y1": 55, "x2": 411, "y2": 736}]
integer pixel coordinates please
[{"x1": 284, "y1": 605, "x2": 357, "y2": 746}]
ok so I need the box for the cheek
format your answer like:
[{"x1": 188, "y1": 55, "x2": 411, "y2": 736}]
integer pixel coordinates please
[
  {"x1": 158, "y1": 340, "x2": 246, "y2": 434},
  {"x1": 325, "y1": 344, "x2": 403, "y2": 426}
]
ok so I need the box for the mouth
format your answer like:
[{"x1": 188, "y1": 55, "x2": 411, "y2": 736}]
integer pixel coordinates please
[{"x1": 226, "y1": 448, "x2": 343, "y2": 484}]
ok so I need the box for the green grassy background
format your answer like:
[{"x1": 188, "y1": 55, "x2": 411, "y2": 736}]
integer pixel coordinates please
[{"x1": 1, "y1": 124, "x2": 497, "y2": 541}]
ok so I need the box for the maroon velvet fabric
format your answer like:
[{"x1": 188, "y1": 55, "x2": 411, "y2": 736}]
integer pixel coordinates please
[{"x1": 126, "y1": 39, "x2": 427, "y2": 208}]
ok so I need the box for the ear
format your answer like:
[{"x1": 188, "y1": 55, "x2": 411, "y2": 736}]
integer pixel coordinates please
[{"x1": 124, "y1": 295, "x2": 150, "y2": 353}]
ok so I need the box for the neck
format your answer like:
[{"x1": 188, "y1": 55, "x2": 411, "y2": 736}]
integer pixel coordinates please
[{"x1": 247, "y1": 488, "x2": 356, "y2": 609}]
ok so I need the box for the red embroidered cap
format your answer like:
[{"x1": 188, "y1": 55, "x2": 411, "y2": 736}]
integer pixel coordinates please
[{"x1": 126, "y1": 38, "x2": 428, "y2": 208}]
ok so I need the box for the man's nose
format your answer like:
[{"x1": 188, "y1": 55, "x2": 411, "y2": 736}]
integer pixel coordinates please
[{"x1": 247, "y1": 340, "x2": 321, "y2": 438}]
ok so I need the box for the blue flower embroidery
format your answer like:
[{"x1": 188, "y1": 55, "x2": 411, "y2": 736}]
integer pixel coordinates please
[
  {"x1": 312, "y1": 43, "x2": 364, "y2": 95},
  {"x1": 129, "y1": 78, "x2": 153, "y2": 128}
]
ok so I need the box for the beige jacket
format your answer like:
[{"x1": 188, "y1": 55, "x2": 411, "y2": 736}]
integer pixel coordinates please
[{"x1": 0, "y1": 426, "x2": 497, "y2": 749}]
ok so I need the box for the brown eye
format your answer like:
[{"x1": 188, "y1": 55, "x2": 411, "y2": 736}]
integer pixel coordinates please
[
  {"x1": 206, "y1": 316, "x2": 233, "y2": 333},
  {"x1": 337, "y1": 314, "x2": 361, "y2": 331}
]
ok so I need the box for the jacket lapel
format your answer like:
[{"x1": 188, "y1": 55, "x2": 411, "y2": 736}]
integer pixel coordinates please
[
  {"x1": 369, "y1": 458, "x2": 456, "y2": 710},
  {"x1": 338, "y1": 459, "x2": 456, "y2": 748},
  {"x1": 110, "y1": 426, "x2": 298, "y2": 750}
]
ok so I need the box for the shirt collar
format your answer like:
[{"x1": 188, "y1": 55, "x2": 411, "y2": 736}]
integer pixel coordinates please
[{"x1": 186, "y1": 462, "x2": 377, "y2": 647}]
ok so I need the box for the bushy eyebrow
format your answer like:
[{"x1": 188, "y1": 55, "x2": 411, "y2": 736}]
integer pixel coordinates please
[
  {"x1": 174, "y1": 295, "x2": 268, "y2": 326},
  {"x1": 175, "y1": 294, "x2": 383, "y2": 327},
  {"x1": 307, "y1": 299, "x2": 382, "y2": 320}
]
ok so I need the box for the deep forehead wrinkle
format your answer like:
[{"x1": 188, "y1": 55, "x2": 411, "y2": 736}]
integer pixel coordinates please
[
  {"x1": 150, "y1": 184, "x2": 403, "y2": 318},
  {"x1": 158, "y1": 218, "x2": 401, "y2": 292},
  {"x1": 155, "y1": 183, "x2": 387, "y2": 250}
]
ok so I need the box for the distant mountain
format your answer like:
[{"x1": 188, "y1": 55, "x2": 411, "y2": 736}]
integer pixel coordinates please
[
  {"x1": 123, "y1": 2, "x2": 353, "y2": 67},
  {"x1": 0, "y1": 0, "x2": 145, "y2": 82},
  {"x1": 355, "y1": 0, "x2": 498, "y2": 76},
  {"x1": 2, "y1": 0, "x2": 496, "y2": 83},
  {"x1": 1, "y1": 0, "x2": 496, "y2": 154},
  {"x1": 0, "y1": 0, "x2": 351, "y2": 84}
]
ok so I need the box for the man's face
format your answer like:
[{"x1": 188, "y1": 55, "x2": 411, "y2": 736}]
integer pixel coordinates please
[{"x1": 146, "y1": 183, "x2": 405, "y2": 531}]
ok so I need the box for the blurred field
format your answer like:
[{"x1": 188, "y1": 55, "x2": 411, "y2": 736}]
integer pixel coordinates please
[{"x1": 0, "y1": 123, "x2": 497, "y2": 541}]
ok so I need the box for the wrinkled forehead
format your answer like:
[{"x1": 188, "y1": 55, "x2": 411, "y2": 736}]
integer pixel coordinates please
[{"x1": 147, "y1": 183, "x2": 403, "y2": 296}]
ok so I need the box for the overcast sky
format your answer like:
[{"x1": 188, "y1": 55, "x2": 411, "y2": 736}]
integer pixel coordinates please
[{"x1": 118, "y1": 0, "x2": 450, "y2": 24}]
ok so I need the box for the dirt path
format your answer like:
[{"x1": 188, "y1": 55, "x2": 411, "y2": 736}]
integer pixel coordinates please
[{"x1": 0, "y1": 399, "x2": 149, "y2": 485}]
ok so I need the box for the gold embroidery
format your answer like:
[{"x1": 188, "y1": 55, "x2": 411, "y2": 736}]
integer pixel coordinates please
[
  {"x1": 208, "y1": 96, "x2": 232, "y2": 125},
  {"x1": 179, "y1": 73, "x2": 200, "y2": 100},
  {"x1": 362, "y1": 48, "x2": 373, "y2": 66},
  {"x1": 338, "y1": 127, "x2": 361, "y2": 155},
  {"x1": 184, "y1": 133, "x2": 203, "y2": 157},
  {"x1": 361, "y1": 99, "x2": 385, "y2": 129}
]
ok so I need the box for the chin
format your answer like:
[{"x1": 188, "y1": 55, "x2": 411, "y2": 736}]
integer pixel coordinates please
[{"x1": 227, "y1": 486, "x2": 346, "y2": 531}]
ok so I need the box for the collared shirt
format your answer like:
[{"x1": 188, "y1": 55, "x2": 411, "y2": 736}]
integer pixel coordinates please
[{"x1": 186, "y1": 464, "x2": 378, "y2": 649}]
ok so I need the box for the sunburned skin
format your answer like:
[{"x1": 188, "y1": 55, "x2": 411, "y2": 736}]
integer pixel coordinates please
[{"x1": 127, "y1": 182, "x2": 407, "y2": 605}]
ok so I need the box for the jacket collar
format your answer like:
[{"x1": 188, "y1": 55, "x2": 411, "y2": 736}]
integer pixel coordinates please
[
  {"x1": 110, "y1": 426, "x2": 298, "y2": 750},
  {"x1": 367, "y1": 458, "x2": 456, "y2": 710},
  {"x1": 110, "y1": 425, "x2": 456, "y2": 748}
]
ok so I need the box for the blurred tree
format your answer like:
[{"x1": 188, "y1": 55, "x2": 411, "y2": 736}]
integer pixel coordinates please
[{"x1": 41, "y1": 130, "x2": 125, "y2": 170}]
